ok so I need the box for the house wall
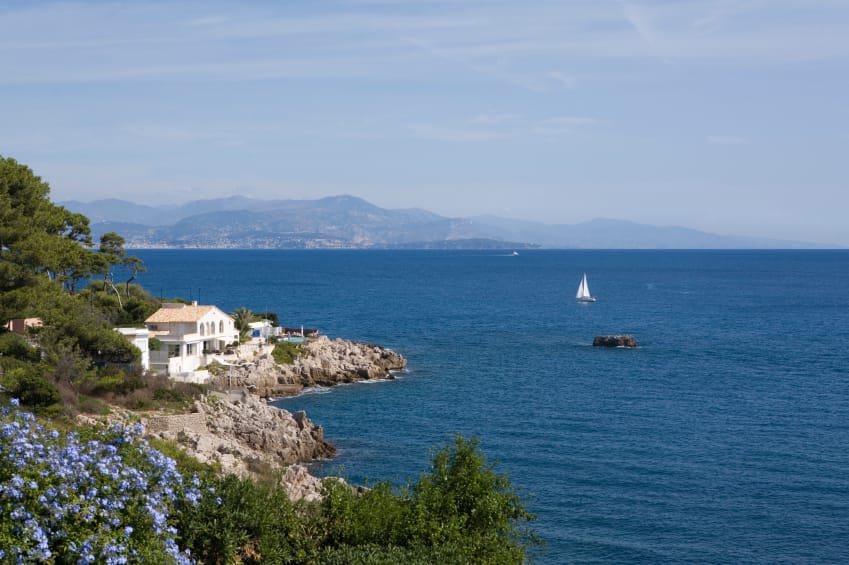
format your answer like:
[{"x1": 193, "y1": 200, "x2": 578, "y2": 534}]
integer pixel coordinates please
[
  {"x1": 150, "y1": 320, "x2": 237, "y2": 348},
  {"x1": 6, "y1": 318, "x2": 42, "y2": 336},
  {"x1": 198, "y1": 310, "x2": 239, "y2": 346},
  {"x1": 149, "y1": 345, "x2": 203, "y2": 375},
  {"x1": 172, "y1": 369, "x2": 210, "y2": 384},
  {"x1": 116, "y1": 328, "x2": 150, "y2": 371}
]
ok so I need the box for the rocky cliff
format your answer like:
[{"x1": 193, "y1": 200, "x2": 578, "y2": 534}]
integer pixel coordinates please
[
  {"x1": 210, "y1": 336, "x2": 408, "y2": 398},
  {"x1": 78, "y1": 392, "x2": 337, "y2": 500},
  {"x1": 146, "y1": 392, "x2": 335, "y2": 493},
  {"x1": 139, "y1": 337, "x2": 407, "y2": 499}
]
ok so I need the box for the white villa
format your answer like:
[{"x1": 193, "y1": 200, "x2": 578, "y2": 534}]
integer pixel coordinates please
[{"x1": 144, "y1": 302, "x2": 239, "y2": 377}]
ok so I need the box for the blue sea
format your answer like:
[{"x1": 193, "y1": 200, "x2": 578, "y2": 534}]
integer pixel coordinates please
[{"x1": 134, "y1": 249, "x2": 849, "y2": 563}]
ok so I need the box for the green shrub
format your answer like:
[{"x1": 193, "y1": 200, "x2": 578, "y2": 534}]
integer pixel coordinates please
[
  {"x1": 127, "y1": 382, "x2": 206, "y2": 412},
  {"x1": 153, "y1": 388, "x2": 186, "y2": 403},
  {"x1": 7, "y1": 367, "x2": 61, "y2": 411},
  {"x1": 407, "y1": 435, "x2": 541, "y2": 563},
  {"x1": 175, "y1": 473, "x2": 311, "y2": 564},
  {"x1": 316, "y1": 543, "x2": 466, "y2": 564},
  {"x1": 272, "y1": 341, "x2": 302, "y2": 365},
  {"x1": 0, "y1": 331, "x2": 39, "y2": 362},
  {"x1": 87, "y1": 366, "x2": 145, "y2": 396},
  {"x1": 310, "y1": 436, "x2": 539, "y2": 564}
]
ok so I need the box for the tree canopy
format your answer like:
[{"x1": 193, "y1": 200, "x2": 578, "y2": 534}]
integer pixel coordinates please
[
  {"x1": 0, "y1": 156, "x2": 153, "y2": 415},
  {"x1": 0, "y1": 157, "x2": 94, "y2": 312}
]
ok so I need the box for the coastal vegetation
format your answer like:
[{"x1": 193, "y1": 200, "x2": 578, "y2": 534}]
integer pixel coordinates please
[
  {"x1": 2, "y1": 398, "x2": 539, "y2": 562},
  {"x1": 0, "y1": 156, "x2": 153, "y2": 416},
  {"x1": 0, "y1": 155, "x2": 540, "y2": 562},
  {"x1": 272, "y1": 340, "x2": 302, "y2": 365},
  {"x1": 0, "y1": 156, "x2": 213, "y2": 416},
  {"x1": 231, "y1": 306, "x2": 255, "y2": 343}
]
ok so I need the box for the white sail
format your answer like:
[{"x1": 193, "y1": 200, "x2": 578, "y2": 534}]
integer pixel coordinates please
[{"x1": 576, "y1": 273, "x2": 595, "y2": 301}]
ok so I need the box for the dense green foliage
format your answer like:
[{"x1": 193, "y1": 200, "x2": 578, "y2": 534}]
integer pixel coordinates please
[
  {"x1": 174, "y1": 434, "x2": 541, "y2": 564},
  {"x1": 272, "y1": 340, "x2": 303, "y2": 365},
  {"x1": 255, "y1": 310, "x2": 279, "y2": 327},
  {"x1": 0, "y1": 156, "x2": 158, "y2": 416},
  {"x1": 0, "y1": 157, "x2": 92, "y2": 305},
  {"x1": 231, "y1": 306, "x2": 254, "y2": 342}
]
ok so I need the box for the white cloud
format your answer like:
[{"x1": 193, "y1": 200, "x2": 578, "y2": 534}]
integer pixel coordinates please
[
  {"x1": 2, "y1": 0, "x2": 848, "y2": 89},
  {"x1": 620, "y1": 1, "x2": 658, "y2": 49}
]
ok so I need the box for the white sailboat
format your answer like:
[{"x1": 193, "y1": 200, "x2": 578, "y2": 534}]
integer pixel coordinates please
[{"x1": 576, "y1": 273, "x2": 596, "y2": 302}]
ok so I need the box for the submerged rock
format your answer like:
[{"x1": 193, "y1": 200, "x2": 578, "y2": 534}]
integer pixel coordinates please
[{"x1": 593, "y1": 335, "x2": 639, "y2": 348}]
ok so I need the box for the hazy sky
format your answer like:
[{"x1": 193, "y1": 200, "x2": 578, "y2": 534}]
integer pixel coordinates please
[{"x1": 2, "y1": 1, "x2": 848, "y2": 245}]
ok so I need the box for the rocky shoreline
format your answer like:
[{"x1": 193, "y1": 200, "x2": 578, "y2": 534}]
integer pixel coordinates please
[
  {"x1": 208, "y1": 335, "x2": 408, "y2": 399},
  {"x1": 141, "y1": 336, "x2": 407, "y2": 500},
  {"x1": 143, "y1": 392, "x2": 335, "y2": 500}
]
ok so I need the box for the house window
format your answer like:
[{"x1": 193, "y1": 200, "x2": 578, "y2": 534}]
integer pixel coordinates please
[
  {"x1": 168, "y1": 344, "x2": 180, "y2": 358},
  {"x1": 199, "y1": 324, "x2": 205, "y2": 336},
  {"x1": 186, "y1": 343, "x2": 195, "y2": 356},
  {"x1": 209, "y1": 321, "x2": 214, "y2": 335},
  {"x1": 219, "y1": 321, "x2": 224, "y2": 333}
]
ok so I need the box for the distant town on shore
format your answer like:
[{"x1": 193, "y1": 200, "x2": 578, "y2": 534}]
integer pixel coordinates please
[{"x1": 61, "y1": 195, "x2": 839, "y2": 251}]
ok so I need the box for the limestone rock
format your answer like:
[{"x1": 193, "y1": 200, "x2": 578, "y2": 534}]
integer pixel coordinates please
[
  {"x1": 283, "y1": 464, "x2": 327, "y2": 503},
  {"x1": 209, "y1": 336, "x2": 407, "y2": 398},
  {"x1": 145, "y1": 392, "x2": 335, "y2": 484},
  {"x1": 81, "y1": 395, "x2": 336, "y2": 501}
]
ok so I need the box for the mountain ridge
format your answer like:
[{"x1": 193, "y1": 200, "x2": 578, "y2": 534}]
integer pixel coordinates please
[{"x1": 59, "y1": 195, "x2": 839, "y2": 250}]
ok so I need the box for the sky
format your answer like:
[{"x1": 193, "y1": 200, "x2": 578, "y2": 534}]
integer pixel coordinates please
[{"x1": 1, "y1": 0, "x2": 848, "y2": 245}]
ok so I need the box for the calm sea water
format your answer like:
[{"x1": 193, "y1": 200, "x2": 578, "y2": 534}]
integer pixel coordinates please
[{"x1": 134, "y1": 249, "x2": 849, "y2": 563}]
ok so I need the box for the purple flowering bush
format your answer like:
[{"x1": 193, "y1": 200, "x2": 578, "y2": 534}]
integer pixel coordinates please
[
  {"x1": 1, "y1": 398, "x2": 539, "y2": 563},
  {"x1": 0, "y1": 399, "x2": 201, "y2": 564}
]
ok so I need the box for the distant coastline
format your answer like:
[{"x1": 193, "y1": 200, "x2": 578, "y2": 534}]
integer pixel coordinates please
[{"x1": 61, "y1": 195, "x2": 842, "y2": 250}]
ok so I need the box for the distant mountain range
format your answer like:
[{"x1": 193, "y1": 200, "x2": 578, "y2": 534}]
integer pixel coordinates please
[{"x1": 59, "y1": 195, "x2": 836, "y2": 250}]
